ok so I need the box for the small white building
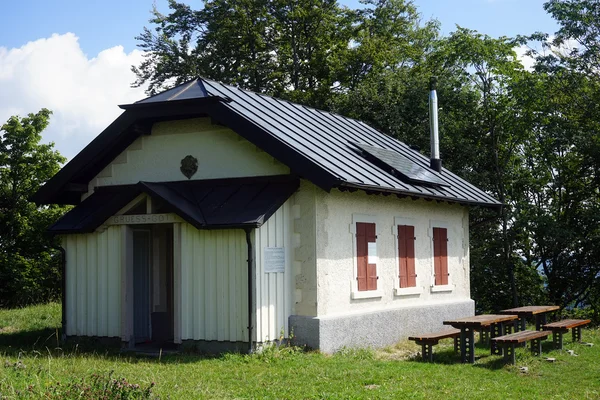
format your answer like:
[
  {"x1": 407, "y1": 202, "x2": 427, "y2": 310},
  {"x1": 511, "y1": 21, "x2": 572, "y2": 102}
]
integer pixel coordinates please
[{"x1": 33, "y1": 78, "x2": 500, "y2": 353}]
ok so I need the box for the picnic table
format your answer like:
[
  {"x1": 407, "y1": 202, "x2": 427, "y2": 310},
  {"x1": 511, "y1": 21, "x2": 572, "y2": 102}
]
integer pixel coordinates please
[
  {"x1": 443, "y1": 314, "x2": 518, "y2": 363},
  {"x1": 499, "y1": 305, "x2": 560, "y2": 331}
]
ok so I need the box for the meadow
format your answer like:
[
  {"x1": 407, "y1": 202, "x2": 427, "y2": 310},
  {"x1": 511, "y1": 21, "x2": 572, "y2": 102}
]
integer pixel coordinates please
[{"x1": 1, "y1": 303, "x2": 599, "y2": 399}]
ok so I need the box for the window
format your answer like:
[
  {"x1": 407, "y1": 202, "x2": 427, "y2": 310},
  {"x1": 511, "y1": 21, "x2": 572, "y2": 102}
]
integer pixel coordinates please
[
  {"x1": 398, "y1": 225, "x2": 416, "y2": 288},
  {"x1": 432, "y1": 227, "x2": 448, "y2": 286},
  {"x1": 356, "y1": 222, "x2": 377, "y2": 291}
]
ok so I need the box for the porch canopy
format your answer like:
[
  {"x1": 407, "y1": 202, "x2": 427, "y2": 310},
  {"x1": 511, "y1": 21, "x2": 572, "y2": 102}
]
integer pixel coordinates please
[{"x1": 49, "y1": 175, "x2": 299, "y2": 234}]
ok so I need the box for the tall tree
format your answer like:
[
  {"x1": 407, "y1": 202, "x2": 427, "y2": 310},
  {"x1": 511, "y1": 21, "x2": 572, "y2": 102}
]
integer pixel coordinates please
[{"x1": 0, "y1": 109, "x2": 67, "y2": 307}]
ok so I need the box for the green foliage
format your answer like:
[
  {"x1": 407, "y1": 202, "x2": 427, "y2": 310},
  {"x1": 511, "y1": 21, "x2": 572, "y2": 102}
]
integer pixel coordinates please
[{"x1": 0, "y1": 109, "x2": 68, "y2": 307}]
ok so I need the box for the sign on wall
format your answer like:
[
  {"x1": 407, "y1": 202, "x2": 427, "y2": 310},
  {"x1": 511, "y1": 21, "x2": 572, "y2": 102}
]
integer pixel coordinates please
[
  {"x1": 107, "y1": 213, "x2": 182, "y2": 225},
  {"x1": 264, "y1": 247, "x2": 285, "y2": 273},
  {"x1": 368, "y1": 242, "x2": 377, "y2": 264}
]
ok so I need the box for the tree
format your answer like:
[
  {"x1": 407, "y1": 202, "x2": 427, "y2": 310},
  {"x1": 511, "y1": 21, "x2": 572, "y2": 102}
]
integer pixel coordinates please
[{"x1": 0, "y1": 109, "x2": 67, "y2": 307}]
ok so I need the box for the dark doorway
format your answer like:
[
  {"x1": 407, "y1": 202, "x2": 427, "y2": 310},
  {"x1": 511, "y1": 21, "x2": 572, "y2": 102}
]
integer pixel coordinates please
[{"x1": 133, "y1": 229, "x2": 151, "y2": 343}]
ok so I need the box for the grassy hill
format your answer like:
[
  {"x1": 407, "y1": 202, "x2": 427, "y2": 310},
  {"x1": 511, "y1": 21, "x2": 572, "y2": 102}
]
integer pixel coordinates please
[{"x1": 0, "y1": 303, "x2": 599, "y2": 399}]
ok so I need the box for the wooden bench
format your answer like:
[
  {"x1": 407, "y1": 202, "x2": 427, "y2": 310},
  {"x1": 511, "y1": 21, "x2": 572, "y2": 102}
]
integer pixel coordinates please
[
  {"x1": 409, "y1": 328, "x2": 461, "y2": 362},
  {"x1": 542, "y1": 319, "x2": 591, "y2": 349},
  {"x1": 491, "y1": 330, "x2": 549, "y2": 365}
]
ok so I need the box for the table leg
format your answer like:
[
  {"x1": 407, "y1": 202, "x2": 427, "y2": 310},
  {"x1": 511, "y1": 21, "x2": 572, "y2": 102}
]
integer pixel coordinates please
[
  {"x1": 536, "y1": 314, "x2": 548, "y2": 331},
  {"x1": 460, "y1": 328, "x2": 475, "y2": 363},
  {"x1": 490, "y1": 322, "x2": 504, "y2": 356}
]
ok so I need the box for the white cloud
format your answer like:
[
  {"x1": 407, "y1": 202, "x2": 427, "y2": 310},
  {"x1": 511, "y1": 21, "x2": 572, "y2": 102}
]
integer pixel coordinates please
[
  {"x1": 514, "y1": 44, "x2": 536, "y2": 71},
  {"x1": 0, "y1": 33, "x2": 148, "y2": 160}
]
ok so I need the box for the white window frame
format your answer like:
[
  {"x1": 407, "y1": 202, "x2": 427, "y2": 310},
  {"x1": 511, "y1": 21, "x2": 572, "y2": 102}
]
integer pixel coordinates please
[
  {"x1": 392, "y1": 217, "x2": 423, "y2": 297},
  {"x1": 428, "y1": 220, "x2": 455, "y2": 292},
  {"x1": 349, "y1": 214, "x2": 383, "y2": 299}
]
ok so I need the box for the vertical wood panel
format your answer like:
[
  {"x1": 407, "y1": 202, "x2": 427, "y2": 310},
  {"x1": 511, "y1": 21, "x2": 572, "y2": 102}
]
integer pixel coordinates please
[
  {"x1": 252, "y1": 203, "x2": 292, "y2": 343},
  {"x1": 86, "y1": 235, "x2": 97, "y2": 336},
  {"x1": 218, "y1": 231, "x2": 228, "y2": 341},
  {"x1": 228, "y1": 231, "x2": 237, "y2": 340},
  {"x1": 76, "y1": 235, "x2": 86, "y2": 336},
  {"x1": 193, "y1": 225, "x2": 203, "y2": 340},
  {"x1": 173, "y1": 223, "x2": 182, "y2": 343},
  {"x1": 65, "y1": 236, "x2": 77, "y2": 336},
  {"x1": 97, "y1": 231, "x2": 108, "y2": 337},
  {"x1": 180, "y1": 224, "x2": 190, "y2": 339},
  {"x1": 239, "y1": 232, "x2": 248, "y2": 342},
  {"x1": 107, "y1": 227, "x2": 121, "y2": 337}
]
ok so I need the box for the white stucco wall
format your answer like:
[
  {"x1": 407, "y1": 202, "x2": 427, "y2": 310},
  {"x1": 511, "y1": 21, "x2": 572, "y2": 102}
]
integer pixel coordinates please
[
  {"x1": 84, "y1": 117, "x2": 289, "y2": 198},
  {"x1": 314, "y1": 189, "x2": 470, "y2": 317}
]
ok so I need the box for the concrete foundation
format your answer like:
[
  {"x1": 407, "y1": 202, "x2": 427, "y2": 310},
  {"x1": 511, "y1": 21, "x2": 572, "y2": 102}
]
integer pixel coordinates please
[{"x1": 289, "y1": 299, "x2": 474, "y2": 353}]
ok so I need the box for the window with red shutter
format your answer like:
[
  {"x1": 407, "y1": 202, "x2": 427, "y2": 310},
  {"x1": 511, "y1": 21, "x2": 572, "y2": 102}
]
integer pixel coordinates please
[
  {"x1": 433, "y1": 227, "x2": 448, "y2": 285},
  {"x1": 398, "y1": 225, "x2": 416, "y2": 288},
  {"x1": 356, "y1": 222, "x2": 377, "y2": 291}
]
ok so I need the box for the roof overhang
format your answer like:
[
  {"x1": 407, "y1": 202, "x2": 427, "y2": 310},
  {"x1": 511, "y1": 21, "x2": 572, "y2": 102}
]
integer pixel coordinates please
[{"x1": 49, "y1": 175, "x2": 299, "y2": 233}]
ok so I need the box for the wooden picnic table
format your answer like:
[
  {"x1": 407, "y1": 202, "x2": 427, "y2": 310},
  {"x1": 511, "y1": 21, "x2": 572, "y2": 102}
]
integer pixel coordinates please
[
  {"x1": 443, "y1": 314, "x2": 518, "y2": 363},
  {"x1": 499, "y1": 305, "x2": 560, "y2": 331}
]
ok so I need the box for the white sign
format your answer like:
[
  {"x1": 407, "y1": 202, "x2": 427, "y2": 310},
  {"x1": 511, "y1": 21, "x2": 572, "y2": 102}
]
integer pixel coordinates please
[
  {"x1": 368, "y1": 242, "x2": 377, "y2": 264},
  {"x1": 264, "y1": 247, "x2": 285, "y2": 273},
  {"x1": 107, "y1": 213, "x2": 181, "y2": 225}
]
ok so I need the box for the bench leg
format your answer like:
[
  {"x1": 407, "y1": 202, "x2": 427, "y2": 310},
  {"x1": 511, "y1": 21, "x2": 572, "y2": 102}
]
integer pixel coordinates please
[
  {"x1": 531, "y1": 337, "x2": 543, "y2": 356},
  {"x1": 503, "y1": 344, "x2": 516, "y2": 365},
  {"x1": 553, "y1": 331, "x2": 563, "y2": 350},
  {"x1": 461, "y1": 328, "x2": 475, "y2": 363},
  {"x1": 572, "y1": 327, "x2": 581, "y2": 343},
  {"x1": 491, "y1": 322, "x2": 504, "y2": 356},
  {"x1": 421, "y1": 343, "x2": 434, "y2": 362}
]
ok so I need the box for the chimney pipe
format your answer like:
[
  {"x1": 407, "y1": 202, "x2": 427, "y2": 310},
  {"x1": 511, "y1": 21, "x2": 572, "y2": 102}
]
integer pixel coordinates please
[{"x1": 429, "y1": 76, "x2": 442, "y2": 172}]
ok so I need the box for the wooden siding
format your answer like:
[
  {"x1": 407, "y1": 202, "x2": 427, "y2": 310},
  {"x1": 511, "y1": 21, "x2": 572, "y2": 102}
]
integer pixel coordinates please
[
  {"x1": 356, "y1": 222, "x2": 377, "y2": 291},
  {"x1": 254, "y1": 201, "x2": 293, "y2": 342},
  {"x1": 433, "y1": 227, "x2": 448, "y2": 285},
  {"x1": 179, "y1": 224, "x2": 248, "y2": 342},
  {"x1": 398, "y1": 225, "x2": 416, "y2": 288},
  {"x1": 62, "y1": 227, "x2": 122, "y2": 337}
]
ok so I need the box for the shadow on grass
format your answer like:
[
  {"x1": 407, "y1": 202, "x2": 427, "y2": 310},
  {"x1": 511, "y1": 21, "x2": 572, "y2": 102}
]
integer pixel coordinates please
[{"x1": 0, "y1": 328, "x2": 247, "y2": 364}]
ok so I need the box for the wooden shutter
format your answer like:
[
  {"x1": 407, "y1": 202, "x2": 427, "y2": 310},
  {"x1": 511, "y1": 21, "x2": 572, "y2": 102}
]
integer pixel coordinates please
[
  {"x1": 356, "y1": 222, "x2": 377, "y2": 291},
  {"x1": 433, "y1": 227, "x2": 448, "y2": 285},
  {"x1": 398, "y1": 225, "x2": 416, "y2": 288}
]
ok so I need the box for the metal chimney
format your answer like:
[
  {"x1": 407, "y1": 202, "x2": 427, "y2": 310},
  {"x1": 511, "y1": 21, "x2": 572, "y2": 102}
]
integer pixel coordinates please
[{"x1": 429, "y1": 76, "x2": 442, "y2": 172}]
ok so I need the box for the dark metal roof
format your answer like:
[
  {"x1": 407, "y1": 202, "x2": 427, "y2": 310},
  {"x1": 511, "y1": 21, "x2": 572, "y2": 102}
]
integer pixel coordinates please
[
  {"x1": 33, "y1": 77, "x2": 500, "y2": 209},
  {"x1": 49, "y1": 176, "x2": 299, "y2": 233},
  {"x1": 200, "y1": 78, "x2": 501, "y2": 208}
]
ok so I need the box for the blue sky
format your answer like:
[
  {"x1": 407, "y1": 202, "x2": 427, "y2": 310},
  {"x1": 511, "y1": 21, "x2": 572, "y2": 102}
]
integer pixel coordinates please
[
  {"x1": 0, "y1": 0, "x2": 558, "y2": 159},
  {"x1": 3, "y1": 0, "x2": 557, "y2": 57}
]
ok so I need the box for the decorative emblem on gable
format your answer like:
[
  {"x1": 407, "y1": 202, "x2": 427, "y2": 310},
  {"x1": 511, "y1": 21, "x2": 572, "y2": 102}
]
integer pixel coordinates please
[{"x1": 180, "y1": 155, "x2": 198, "y2": 179}]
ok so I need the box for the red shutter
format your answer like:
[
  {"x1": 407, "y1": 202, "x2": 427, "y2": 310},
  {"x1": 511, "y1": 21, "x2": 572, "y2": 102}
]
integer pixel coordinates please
[
  {"x1": 398, "y1": 225, "x2": 408, "y2": 288},
  {"x1": 398, "y1": 225, "x2": 416, "y2": 288},
  {"x1": 433, "y1": 227, "x2": 448, "y2": 285},
  {"x1": 356, "y1": 222, "x2": 377, "y2": 291},
  {"x1": 356, "y1": 222, "x2": 368, "y2": 291},
  {"x1": 365, "y1": 223, "x2": 378, "y2": 291},
  {"x1": 406, "y1": 225, "x2": 417, "y2": 287}
]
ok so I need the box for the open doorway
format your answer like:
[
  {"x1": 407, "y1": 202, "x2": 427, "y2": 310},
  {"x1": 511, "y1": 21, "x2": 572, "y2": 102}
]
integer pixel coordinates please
[{"x1": 131, "y1": 224, "x2": 174, "y2": 345}]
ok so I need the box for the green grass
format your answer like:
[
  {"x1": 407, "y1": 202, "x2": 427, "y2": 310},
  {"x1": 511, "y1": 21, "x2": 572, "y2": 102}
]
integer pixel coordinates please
[{"x1": 1, "y1": 303, "x2": 600, "y2": 399}]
